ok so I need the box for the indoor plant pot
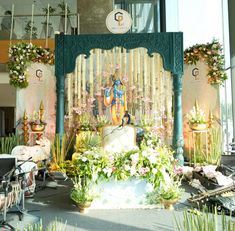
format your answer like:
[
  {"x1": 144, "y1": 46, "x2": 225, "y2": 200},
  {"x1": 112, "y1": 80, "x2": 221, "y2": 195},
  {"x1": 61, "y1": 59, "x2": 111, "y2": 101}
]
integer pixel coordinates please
[
  {"x1": 70, "y1": 177, "x2": 96, "y2": 213},
  {"x1": 76, "y1": 201, "x2": 92, "y2": 213},
  {"x1": 160, "y1": 198, "x2": 179, "y2": 210}
]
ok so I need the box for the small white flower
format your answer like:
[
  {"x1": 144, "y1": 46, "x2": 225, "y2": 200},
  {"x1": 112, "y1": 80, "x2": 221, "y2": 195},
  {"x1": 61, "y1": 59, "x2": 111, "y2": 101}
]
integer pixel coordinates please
[
  {"x1": 142, "y1": 150, "x2": 148, "y2": 157},
  {"x1": 103, "y1": 167, "x2": 112, "y2": 177},
  {"x1": 130, "y1": 153, "x2": 139, "y2": 162},
  {"x1": 124, "y1": 165, "x2": 130, "y2": 171},
  {"x1": 152, "y1": 168, "x2": 158, "y2": 174},
  {"x1": 94, "y1": 153, "x2": 99, "y2": 159},
  {"x1": 130, "y1": 166, "x2": 136, "y2": 176},
  {"x1": 81, "y1": 156, "x2": 87, "y2": 162},
  {"x1": 148, "y1": 155, "x2": 157, "y2": 164}
]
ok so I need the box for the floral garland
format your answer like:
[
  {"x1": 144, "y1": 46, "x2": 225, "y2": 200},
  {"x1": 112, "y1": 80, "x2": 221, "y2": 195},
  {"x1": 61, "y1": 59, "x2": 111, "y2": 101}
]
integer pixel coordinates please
[
  {"x1": 8, "y1": 43, "x2": 54, "y2": 88},
  {"x1": 184, "y1": 40, "x2": 227, "y2": 85}
]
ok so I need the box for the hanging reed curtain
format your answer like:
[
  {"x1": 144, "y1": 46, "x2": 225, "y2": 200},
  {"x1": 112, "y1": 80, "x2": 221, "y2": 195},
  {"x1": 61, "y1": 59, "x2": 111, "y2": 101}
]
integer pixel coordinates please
[{"x1": 65, "y1": 47, "x2": 173, "y2": 141}]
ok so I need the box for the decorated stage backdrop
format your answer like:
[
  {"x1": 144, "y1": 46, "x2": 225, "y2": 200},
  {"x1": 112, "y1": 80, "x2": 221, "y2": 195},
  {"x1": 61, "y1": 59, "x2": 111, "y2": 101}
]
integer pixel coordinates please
[{"x1": 65, "y1": 47, "x2": 174, "y2": 143}]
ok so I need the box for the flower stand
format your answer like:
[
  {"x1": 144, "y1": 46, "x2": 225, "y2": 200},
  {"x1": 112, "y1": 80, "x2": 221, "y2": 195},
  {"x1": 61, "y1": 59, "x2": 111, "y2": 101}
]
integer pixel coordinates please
[{"x1": 188, "y1": 129, "x2": 209, "y2": 165}]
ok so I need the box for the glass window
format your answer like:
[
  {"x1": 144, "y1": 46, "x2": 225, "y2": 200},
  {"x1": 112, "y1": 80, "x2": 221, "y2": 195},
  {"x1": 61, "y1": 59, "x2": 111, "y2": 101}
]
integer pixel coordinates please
[
  {"x1": 114, "y1": 0, "x2": 163, "y2": 33},
  {"x1": 0, "y1": 0, "x2": 77, "y2": 40}
]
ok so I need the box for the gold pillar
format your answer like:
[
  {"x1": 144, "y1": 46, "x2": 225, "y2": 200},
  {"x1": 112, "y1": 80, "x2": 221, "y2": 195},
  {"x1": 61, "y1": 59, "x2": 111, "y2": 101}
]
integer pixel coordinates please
[
  {"x1": 22, "y1": 110, "x2": 29, "y2": 145},
  {"x1": 39, "y1": 100, "x2": 44, "y2": 122},
  {"x1": 207, "y1": 110, "x2": 214, "y2": 156}
]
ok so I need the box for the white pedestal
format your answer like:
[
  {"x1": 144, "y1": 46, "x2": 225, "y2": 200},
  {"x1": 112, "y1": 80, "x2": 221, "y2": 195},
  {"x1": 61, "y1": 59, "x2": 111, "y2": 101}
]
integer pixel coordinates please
[
  {"x1": 90, "y1": 178, "x2": 154, "y2": 209},
  {"x1": 102, "y1": 125, "x2": 137, "y2": 153}
]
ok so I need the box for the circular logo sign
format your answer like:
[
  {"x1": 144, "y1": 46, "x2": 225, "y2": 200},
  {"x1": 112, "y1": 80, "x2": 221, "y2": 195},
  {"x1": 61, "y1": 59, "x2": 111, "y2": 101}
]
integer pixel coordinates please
[{"x1": 106, "y1": 9, "x2": 132, "y2": 34}]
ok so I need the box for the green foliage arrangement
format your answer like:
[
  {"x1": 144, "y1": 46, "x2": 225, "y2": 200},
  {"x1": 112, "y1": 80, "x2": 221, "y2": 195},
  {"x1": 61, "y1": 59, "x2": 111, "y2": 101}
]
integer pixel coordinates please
[
  {"x1": 0, "y1": 134, "x2": 24, "y2": 154},
  {"x1": 175, "y1": 207, "x2": 235, "y2": 231},
  {"x1": 57, "y1": 1, "x2": 71, "y2": 16},
  {"x1": 58, "y1": 160, "x2": 80, "y2": 178},
  {"x1": 208, "y1": 127, "x2": 222, "y2": 165},
  {"x1": 50, "y1": 133, "x2": 74, "y2": 171},
  {"x1": 72, "y1": 143, "x2": 175, "y2": 189},
  {"x1": 25, "y1": 218, "x2": 67, "y2": 231},
  {"x1": 74, "y1": 131, "x2": 101, "y2": 153},
  {"x1": 8, "y1": 42, "x2": 54, "y2": 88},
  {"x1": 184, "y1": 40, "x2": 227, "y2": 85},
  {"x1": 24, "y1": 20, "x2": 38, "y2": 38},
  {"x1": 70, "y1": 176, "x2": 96, "y2": 206},
  {"x1": 146, "y1": 173, "x2": 184, "y2": 204},
  {"x1": 95, "y1": 115, "x2": 111, "y2": 129},
  {"x1": 191, "y1": 127, "x2": 222, "y2": 165}
]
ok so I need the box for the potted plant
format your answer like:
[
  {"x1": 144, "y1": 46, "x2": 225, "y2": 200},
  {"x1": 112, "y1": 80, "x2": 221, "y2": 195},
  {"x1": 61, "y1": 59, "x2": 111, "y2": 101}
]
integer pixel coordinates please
[
  {"x1": 158, "y1": 177, "x2": 184, "y2": 210},
  {"x1": 70, "y1": 177, "x2": 96, "y2": 213},
  {"x1": 41, "y1": 6, "x2": 56, "y2": 38},
  {"x1": 186, "y1": 101, "x2": 207, "y2": 131},
  {"x1": 72, "y1": 132, "x2": 101, "y2": 160},
  {"x1": 95, "y1": 115, "x2": 111, "y2": 132},
  {"x1": 77, "y1": 114, "x2": 95, "y2": 132},
  {"x1": 22, "y1": 20, "x2": 38, "y2": 39}
]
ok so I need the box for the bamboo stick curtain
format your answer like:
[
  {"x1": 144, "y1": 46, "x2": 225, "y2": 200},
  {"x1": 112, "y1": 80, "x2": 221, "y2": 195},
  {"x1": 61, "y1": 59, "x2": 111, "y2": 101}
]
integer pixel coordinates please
[{"x1": 65, "y1": 47, "x2": 173, "y2": 140}]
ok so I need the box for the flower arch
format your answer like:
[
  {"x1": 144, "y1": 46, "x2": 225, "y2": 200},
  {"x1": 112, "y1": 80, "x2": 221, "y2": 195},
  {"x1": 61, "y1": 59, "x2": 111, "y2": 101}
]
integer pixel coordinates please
[
  {"x1": 184, "y1": 40, "x2": 227, "y2": 85},
  {"x1": 8, "y1": 43, "x2": 54, "y2": 88}
]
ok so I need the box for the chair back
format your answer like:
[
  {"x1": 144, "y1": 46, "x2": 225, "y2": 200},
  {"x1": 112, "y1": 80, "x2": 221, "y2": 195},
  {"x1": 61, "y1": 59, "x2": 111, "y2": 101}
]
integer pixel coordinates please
[{"x1": 0, "y1": 154, "x2": 16, "y2": 182}]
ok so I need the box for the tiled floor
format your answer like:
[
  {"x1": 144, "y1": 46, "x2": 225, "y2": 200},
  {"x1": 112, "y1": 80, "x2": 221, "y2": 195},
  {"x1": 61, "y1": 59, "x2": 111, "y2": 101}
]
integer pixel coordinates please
[{"x1": 1, "y1": 179, "x2": 194, "y2": 231}]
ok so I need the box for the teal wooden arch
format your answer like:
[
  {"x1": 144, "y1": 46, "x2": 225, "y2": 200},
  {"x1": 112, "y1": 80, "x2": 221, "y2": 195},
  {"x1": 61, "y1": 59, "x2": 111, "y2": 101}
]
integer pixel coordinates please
[{"x1": 55, "y1": 32, "x2": 184, "y2": 165}]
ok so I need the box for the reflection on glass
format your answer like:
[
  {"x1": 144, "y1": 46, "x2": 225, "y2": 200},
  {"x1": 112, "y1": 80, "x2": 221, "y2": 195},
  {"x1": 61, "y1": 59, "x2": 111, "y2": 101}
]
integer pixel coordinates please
[{"x1": 114, "y1": 0, "x2": 161, "y2": 33}]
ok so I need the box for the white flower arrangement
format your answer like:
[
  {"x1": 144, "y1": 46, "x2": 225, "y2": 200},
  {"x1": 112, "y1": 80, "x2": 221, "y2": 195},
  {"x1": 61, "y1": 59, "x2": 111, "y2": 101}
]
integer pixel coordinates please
[
  {"x1": 8, "y1": 42, "x2": 54, "y2": 88},
  {"x1": 186, "y1": 105, "x2": 207, "y2": 125},
  {"x1": 184, "y1": 39, "x2": 227, "y2": 85},
  {"x1": 72, "y1": 144, "x2": 175, "y2": 189}
]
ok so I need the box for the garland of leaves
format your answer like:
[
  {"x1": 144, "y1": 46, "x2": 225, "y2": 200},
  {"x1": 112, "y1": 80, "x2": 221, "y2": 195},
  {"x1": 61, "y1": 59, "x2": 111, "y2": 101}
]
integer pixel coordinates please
[
  {"x1": 8, "y1": 43, "x2": 54, "y2": 88},
  {"x1": 184, "y1": 40, "x2": 227, "y2": 85}
]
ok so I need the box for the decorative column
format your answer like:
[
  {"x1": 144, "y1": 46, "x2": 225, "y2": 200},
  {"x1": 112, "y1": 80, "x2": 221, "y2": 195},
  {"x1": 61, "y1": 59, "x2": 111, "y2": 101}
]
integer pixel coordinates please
[
  {"x1": 39, "y1": 101, "x2": 44, "y2": 122},
  {"x1": 55, "y1": 33, "x2": 65, "y2": 136},
  {"x1": 173, "y1": 73, "x2": 184, "y2": 166},
  {"x1": 56, "y1": 75, "x2": 65, "y2": 135},
  {"x1": 22, "y1": 110, "x2": 29, "y2": 145},
  {"x1": 207, "y1": 110, "x2": 214, "y2": 154}
]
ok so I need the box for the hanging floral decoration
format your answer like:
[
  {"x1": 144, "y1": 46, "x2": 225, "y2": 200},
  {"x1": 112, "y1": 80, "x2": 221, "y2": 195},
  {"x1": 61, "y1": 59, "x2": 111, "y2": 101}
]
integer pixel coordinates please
[
  {"x1": 184, "y1": 40, "x2": 227, "y2": 85},
  {"x1": 8, "y1": 42, "x2": 54, "y2": 88}
]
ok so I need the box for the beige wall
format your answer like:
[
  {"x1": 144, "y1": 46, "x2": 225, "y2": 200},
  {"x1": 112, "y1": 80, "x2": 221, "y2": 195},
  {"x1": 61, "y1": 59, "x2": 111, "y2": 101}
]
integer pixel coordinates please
[
  {"x1": 16, "y1": 63, "x2": 56, "y2": 138},
  {"x1": 182, "y1": 61, "x2": 220, "y2": 150}
]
